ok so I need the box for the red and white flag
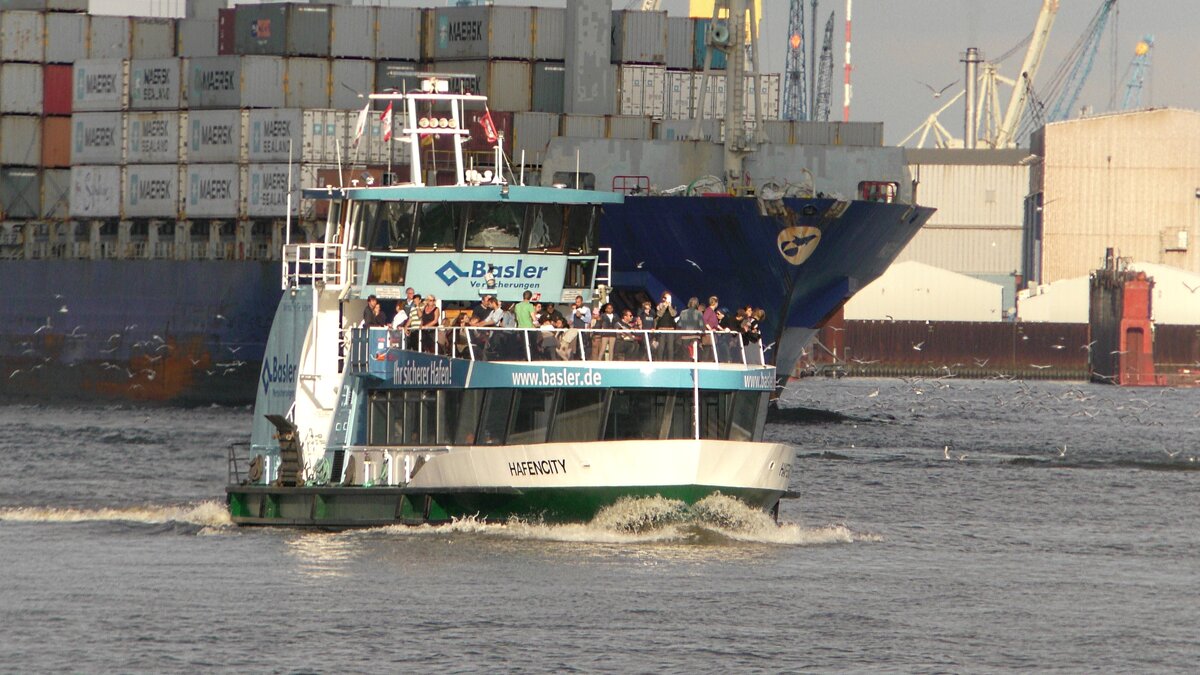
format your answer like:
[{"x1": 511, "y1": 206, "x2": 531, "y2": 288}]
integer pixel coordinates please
[
  {"x1": 351, "y1": 102, "x2": 370, "y2": 148},
  {"x1": 380, "y1": 102, "x2": 394, "y2": 142},
  {"x1": 480, "y1": 107, "x2": 498, "y2": 145}
]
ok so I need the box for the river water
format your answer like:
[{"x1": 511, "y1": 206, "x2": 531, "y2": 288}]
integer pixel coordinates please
[{"x1": 2, "y1": 377, "x2": 1198, "y2": 672}]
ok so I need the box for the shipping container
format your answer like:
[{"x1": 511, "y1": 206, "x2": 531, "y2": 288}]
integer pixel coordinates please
[
  {"x1": 665, "y1": 17, "x2": 693, "y2": 70},
  {"x1": 1, "y1": 10, "x2": 44, "y2": 62},
  {"x1": 285, "y1": 57, "x2": 331, "y2": 109},
  {"x1": 71, "y1": 111, "x2": 123, "y2": 165},
  {"x1": 186, "y1": 109, "x2": 246, "y2": 163},
  {"x1": 533, "y1": 7, "x2": 564, "y2": 61},
  {"x1": 176, "y1": 19, "x2": 218, "y2": 58},
  {"x1": 45, "y1": 11, "x2": 88, "y2": 63},
  {"x1": 618, "y1": 64, "x2": 665, "y2": 117},
  {"x1": 188, "y1": 56, "x2": 286, "y2": 109},
  {"x1": 744, "y1": 73, "x2": 781, "y2": 119},
  {"x1": 430, "y1": 6, "x2": 533, "y2": 61},
  {"x1": 431, "y1": 60, "x2": 531, "y2": 112},
  {"x1": 512, "y1": 112, "x2": 559, "y2": 165},
  {"x1": 0, "y1": 115, "x2": 41, "y2": 166},
  {"x1": 561, "y1": 114, "x2": 606, "y2": 139},
  {"x1": 564, "y1": 1, "x2": 614, "y2": 116},
  {"x1": 0, "y1": 168, "x2": 39, "y2": 219},
  {"x1": 130, "y1": 18, "x2": 175, "y2": 59},
  {"x1": 693, "y1": 19, "x2": 726, "y2": 70},
  {"x1": 331, "y1": 59, "x2": 373, "y2": 110},
  {"x1": 47, "y1": 0, "x2": 87, "y2": 10},
  {"x1": 233, "y1": 3, "x2": 331, "y2": 57},
  {"x1": 128, "y1": 58, "x2": 182, "y2": 110},
  {"x1": 244, "y1": 163, "x2": 300, "y2": 217},
  {"x1": 758, "y1": 119, "x2": 792, "y2": 144},
  {"x1": 330, "y1": 5, "x2": 374, "y2": 59},
  {"x1": 606, "y1": 114, "x2": 653, "y2": 140},
  {"x1": 42, "y1": 63, "x2": 72, "y2": 115},
  {"x1": 69, "y1": 165, "x2": 121, "y2": 218},
  {"x1": 532, "y1": 61, "x2": 564, "y2": 114},
  {"x1": 1, "y1": 63, "x2": 41, "y2": 114},
  {"x1": 217, "y1": 8, "x2": 234, "y2": 55},
  {"x1": 655, "y1": 118, "x2": 720, "y2": 142},
  {"x1": 0, "y1": 0, "x2": 46, "y2": 9},
  {"x1": 123, "y1": 164, "x2": 181, "y2": 218},
  {"x1": 246, "y1": 108, "x2": 352, "y2": 163},
  {"x1": 372, "y1": 7, "x2": 420, "y2": 61},
  {"x1": 88, "y1": 16, "x2": 131, "y2": 59},
  {"x1": 663, "y1": 70, "x2": 693, "y2": 120},
  {"x1": 691, "y1": 72, "x2": 726, "y2": 120},
  {"x1": 41, "y1": 168, "x2": 70, "y2": 220},
  {"x1": 72, "y1": 59, "x2": 128, "y2": 112},
  {"x1": 611, "y1": 10, "x2": 667, "y2": 65},
  {"x1": 184, "y1": 163, "x2": 240, "y2": 218},
  {"x1": 41, "y1": 115, "x2": 70, "y2": 167},
  {"x1": 126, "y1": 111, "x2": 183, "y2": 164}
]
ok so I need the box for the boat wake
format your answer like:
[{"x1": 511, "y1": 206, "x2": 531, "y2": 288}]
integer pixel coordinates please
[{"x1": 0, "y1": 500, "x2": 233, "y2": 532}]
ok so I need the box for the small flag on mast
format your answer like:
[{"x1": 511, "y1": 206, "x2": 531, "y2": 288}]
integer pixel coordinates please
[
  {"x1": 480, "y1": 106, "x2": 498, "y2": 145},
  {"x1": 381, "y1": 102, "x2": 394, "y2": 142},
  {"x1": 351, "y1": 102, "x2": 370, "y2": 148}
]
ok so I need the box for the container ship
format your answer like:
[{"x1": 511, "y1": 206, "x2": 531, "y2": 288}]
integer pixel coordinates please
[{"x1": 0, "y1": 0, "x2": 932, "y2": 404}]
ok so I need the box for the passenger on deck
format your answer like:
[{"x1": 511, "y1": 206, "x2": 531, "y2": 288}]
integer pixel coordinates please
[
  {"x1": 654, "y1": 292, "x2": 678, "y2": 361},
  {"x1": 419, "y1": 295, "x2": 440, "y2": 353},
  {"x1": 363, "y1": 295, "x2": 388, "y2": 327},
  {"x1": 704, "y1": 296, "x2": 720, "y2": 331},
  {"x1": 677, "y1": 297, "x2": 705, "y2": 360},
  {"x1": 615, "y1": 309, "x2": 641, "y2": 361},
  {"x1": 554, "y1": 316, "x2": 580, "y2": 361},
  {"x1": 592, "y1": 302, "x2": 617, "y2": 360},
  {"x1": 636, "y1": 300, "x2": 655, "y2": 332},
  {"x1": 390, "y1": 302, "x2": 409, "y2": 347},
  {"x1": 407, "y1": 294, "x2": 424, "y2": 338},
  {"x1": 451, "y1": 312, "x2": 472, "y2": 358},
  {"x1": 402, "y1": 287, "x2": 419, "y2": 320},
  {"x1": 514, "y1": 290, "x2": 536, "y2": 328}
]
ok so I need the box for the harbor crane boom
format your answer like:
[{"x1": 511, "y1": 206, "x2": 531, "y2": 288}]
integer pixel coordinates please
[
  {"x1": 995, "y1": 0, "x2": 1058, "y2": 148},
  {"x1": 1046, "y1": 0, "x2": 1115, "y2": 122},
  {"x1": 782, "y1": 0, "x2": 807, "y2": 120}
]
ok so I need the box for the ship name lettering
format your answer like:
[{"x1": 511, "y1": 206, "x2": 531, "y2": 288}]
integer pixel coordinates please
[{"x1": 507, "y1": 459, "x2": 566, "y2": 477}]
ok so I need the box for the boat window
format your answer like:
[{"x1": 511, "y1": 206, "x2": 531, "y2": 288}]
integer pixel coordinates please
[
  {"x1": 446, "y1": 389, "x2": 484, "y2": 444},
  {"x1": 352, "y1": 201, "x2": 381, "y2": 249},
  {"x1": 551, "y1": 171, "x2": 595, "y2": 190},
  {"x1": 465, "y1": 202, "x2": 523, "y2": 250},
  {"x1": 507, "y1": 389, "x2": 555, "y2": 445},
  {"x1": 564, "y1": 205, "x2": 596, "y2": 254},
  {"x1": 604, "y1": 389, "x2": 681, "y2": 440},
  {"x1": 367, "y1": 390, "x2": 438, "y2": 445},
  {"x1": 729, "y1": 391, "x2": 765, "y2": 442},
  {"x1": 698, "y1": 391, "x2": 730, "y2": 440},
  {"x1": 477, "y1": 390, "x2": 513, "y2": 445},
  {"x1": 415, "y1": 202, "x2": 463, "y2": 250},
  {"x1": 549, "y1": 389, "x2": 606, "y2": 442},
  {"x1": 369, "y1": 394, "x2": 390, "y2": 445},
  {"x1": 378, "y1": 201, "x2": 415, "y2": 251},
  {"x1": 525, "y1": 204, "x2": 564, "y2": 252}
]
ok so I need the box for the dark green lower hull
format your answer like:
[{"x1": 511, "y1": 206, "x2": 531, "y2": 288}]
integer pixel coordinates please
[{"x1": 226, "y1": 484, "x2": 786, "y2": 529}]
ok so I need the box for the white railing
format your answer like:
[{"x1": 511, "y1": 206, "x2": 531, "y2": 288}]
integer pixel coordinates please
[{"x1": 282, "y1": 243, "x2": 345, "y2": 290}]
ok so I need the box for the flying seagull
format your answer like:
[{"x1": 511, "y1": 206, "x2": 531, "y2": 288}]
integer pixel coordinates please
[{"x1": 918, "y1": 79, "x2": 958, "y2": 98}]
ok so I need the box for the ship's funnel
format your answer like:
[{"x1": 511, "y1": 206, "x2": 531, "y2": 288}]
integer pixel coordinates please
[{"x1": 963, "y1": 47, "x2": 980, "y2": 149}]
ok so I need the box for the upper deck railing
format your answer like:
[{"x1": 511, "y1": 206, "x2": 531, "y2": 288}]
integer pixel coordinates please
[
  {"x1": 347, "y1": 326, "x2": 765, "y2": 374},
  {"x1": 282, "y1": 243, "x2": 345, "y2": 290}
]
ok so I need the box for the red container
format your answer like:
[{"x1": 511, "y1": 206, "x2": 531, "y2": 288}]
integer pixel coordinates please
[
  {"x1": 41, "y1": 116, "x2": 72, "y2": 167},
  {"x1": 218, "y1": 8, "x2": 236, "y2": 55},
  {"x1": 43, "y1": 64, "x2": 73, "y2": 115}
]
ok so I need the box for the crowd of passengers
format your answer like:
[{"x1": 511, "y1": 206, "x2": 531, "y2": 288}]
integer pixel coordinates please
[{"x1": 360, "y1": 287, "x2": 767, "y2": 363}]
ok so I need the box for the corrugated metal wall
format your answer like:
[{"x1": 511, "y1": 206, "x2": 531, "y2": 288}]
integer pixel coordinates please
[{"x1": 895, "y1": 228, "x2": 1023, "y2": 275}]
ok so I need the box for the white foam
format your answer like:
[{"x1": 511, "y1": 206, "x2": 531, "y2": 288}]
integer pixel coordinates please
[{"x1": 0, "y1": 500, "x2": 233, "y2": 529}]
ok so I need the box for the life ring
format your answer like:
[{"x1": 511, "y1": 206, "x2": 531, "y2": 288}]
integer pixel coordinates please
[{"x1": 247, "y1": 456, "x2": 264, "y2": 483}]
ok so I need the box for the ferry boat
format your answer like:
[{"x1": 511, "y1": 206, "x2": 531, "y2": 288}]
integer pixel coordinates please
[{"x1": 226, "y1": 78, "x2": 795, "y2": 527}]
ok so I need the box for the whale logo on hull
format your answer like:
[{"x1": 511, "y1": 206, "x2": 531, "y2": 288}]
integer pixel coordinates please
[{"x1": 777, "y1": 226, "x2": 822, "y2": 265}]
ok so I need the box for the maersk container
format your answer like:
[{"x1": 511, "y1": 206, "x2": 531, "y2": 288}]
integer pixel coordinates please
[
  {"x1": 244, "y1": 163, "x2": 300, "y2": 218},
  {"x1": 532, "y1": 61, "x2": 564, "y2": 114},
  {"x1": 1, "y1": 63, "x2": 43, "y2": 114},
  {"x1": 176, "y1": 19, "x2": 218, "y2": 58},
  {"x1": 45, "y1": 11, "x2": 88, "y2": 63},
  {"x1": 123, "y1": 164, "x2": 181, "y2": 218},
  {"x1": 618, "y1": 64, "x2": 665, "y2": 118},
  {"x1": 72, "y1": 59, "x2": 128, "y2": 112},
  {"x1": 374, "y1": 7, "x2": 422, "y2": 61},
  {"x1": 285, "y1": 57, "x2": 331, "y2": 109},
  {"x1": 0, "y1": 10, "x2": 44, "y2": 63},
  {"x1": 533, "y1": 7, "x2": 564, "y2": 61},
  {"x1": 0, "y1": 115, "x2": 41, "y2": 166},
  {"x1": 130, "y1": 18, "x2": 175, "y2": 59},
  {"x1": 611, "y1": 10, "x2": 667, "y2": 65},
  {"x1": 345, "y1": 109, "x2": 413, "y2": 166},
  {"x1": 665, "y1": 18, "x2": 693, "y2": 70},
  {"x1": 233, "y1": 3, "x2": 331, "y2": 57},
  {"x1": 188, "y1": 56, "x2": 286, "y2": 110},
  {"x1": 41, "y1": 168, "x2": 70, "y2": 220},
  {"x1": 187, "y1": 109, "x2": 246, "y2": 164},
  {"x1": 129, "y1": 58, "x2": 182, "y2": 110},
  {"x1": 184, "y1": 163, "x2": 240, "y2": 218},
  {"x1": 561, "y1": 114, "x2": 606, "y2": 139},
  {"x1": 41, "y1": 115, "x2": 70, "y2": 167},
  {"x1": 0, "y1": 168, "x2": 40, "y2": 219},
  {"x1": 431, "y1": 60, "x2": 531, "y2": 112},
  {"x1": 430, "y1": 6, "x2": 533, "y2": 61},
  {"x1": 69, "y1": 165, "x2": 121, "y2": 218},
  {"x1": 330, "y1": 5, "x2": 374, "y2": 60},
  {"x1": 43, "y1": 63, "x2": 72, "y2": 115},
  {"x1": 693, "y1": 19, "x2": 726, "y2": 70},
  {"x1": 247, "y1": 108, "x2": 324, "y2": 163},
  {"x1": 513, "y1": 112, "x2": 559, "y2": 164},
  {"x1": 331, "y1": 59, "x2": 373, "y2": 110},
  {"x1": 71, "y1": 112, "x2": 123, "y2": 165},
  {"x1": 126, "y1": 111, "x2": 183, "y2": 164},
  {"x1": 88, "y1": 16, "x2": 131, "y2": 59}
]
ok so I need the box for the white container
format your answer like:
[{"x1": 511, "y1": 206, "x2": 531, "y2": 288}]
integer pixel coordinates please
[
  {"x1": 0, "y1": 10, "x2": 45, "y2": 63},
  {"x1": 88, "y1": 16, "x2": 131, "y2": 59},
  {"x1": 0, "y1": 63, "x2": 43, "y2": 114},
  {"x1": 744, "y1": 74, "x2": 782, "y2": 120},
  {"x1": 374, "y1": 7, "x2": 422, "y2": 61},
  {"x1": 330, "y1": 6, "x2": 375, "y2": 60},
  {"x1": 71, "y1": 112, "x2": 124, "y2": 164},
  {"x1": 618, "y1": 64, "x2": 665, "y2": 118},
  {"x1": 123, "y1": 164, "x2": 181, "y2": 218},
  {"x1": 187, "y1": 56, "x2": 286, "y2": 110},
  {"x1": 186, "y1": 109, "x2": 246, "y2": 163},
  {"x1": 664, "y1": 71, "x2": 694, "y2": 120},
  {"x1": 72, "y1": 59, "x2": 128, "y2": 112},
  {"x1": 285, "y1": 57, "x2": 331, "y2": 109},
  {"x1": 45, "y1": 12, "x2": 89, "y2": 64},
  {"x1": 331, "y1": 59, "x2": 373, "y2": 110},
  {"x1": 129, "y1": 58, "x2": 182, "y2": 110},
  {"x1": 247, "y1": 108, "x2": 305, "y2": 162},
  {"x1": 70, "y1": 165, "x2": 122, "y2": 218},
  {"x1": 130, "y1": 18, "x2": 175, "y2": 59},
  {"x1": 244, "y1": 163, "x2": 300, "y2": 217},
  {"x1": 126, "y1": 111, "x2": 183, "y2": 164},
  {"x1": 0, "y1": 115, "x2": 42, "y2": 166},
  {"x1": 176, "y1": 19, "x2": 218, "y2": 58},
  {"x1": 41, "y1": 168, "x2": 71, "y2": 220},
  {"x1": 184, "y1": 164, "x2": 240, "y2": 218}
]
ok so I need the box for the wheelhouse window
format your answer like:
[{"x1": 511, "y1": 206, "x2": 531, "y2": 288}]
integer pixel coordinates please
[
  {"x1": 564, "y1": 205, "x2": 597, "y2": 254},
  {"x1": 477, "y1": 390, "x2": 513, "y2": 445},
  {"x1": 377, "y1": 201, "x2": 415, "y2": 251},
  {"x1": 351, "y1": 201, "x2": 380, "y2": 249},
  {"x1": 415, "y1": 202, "x2": 462, "y2": 249},
  {"x1": 526, "y1": 204, "x2": 564, "y2": 252},
  {"x1": 367, "y1": 390, "x2": 437, "y2": 445},
  {"x1": 549, "y1": 390, "x2": 606, "y2": 442},
  {"x1": 465, "y1": 202, "x2": 524, "y2": 250}
]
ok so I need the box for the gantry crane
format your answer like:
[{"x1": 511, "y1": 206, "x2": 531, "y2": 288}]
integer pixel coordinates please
[
  {"x1": 1120, "y1": 36, "x2": 1154, "y2": 109},
  {"x1": 812, "y1": 11, "x2": 835, "y2": 121},
  {"x1": 1045, "y1": 0, "x2": 1115, "y2": 122},
  {"x1": 782, "y1": 0, "x2": 807, "y2": 120}
]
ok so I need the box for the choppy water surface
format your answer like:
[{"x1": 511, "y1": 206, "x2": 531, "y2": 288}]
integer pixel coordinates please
[{"x1": 2, "y1": 377, "x2": 1198, "y2": 672}]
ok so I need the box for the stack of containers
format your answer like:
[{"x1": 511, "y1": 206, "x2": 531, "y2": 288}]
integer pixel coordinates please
[{"x1": 1, "y1": 10, "x2": 48, "y2": 220}]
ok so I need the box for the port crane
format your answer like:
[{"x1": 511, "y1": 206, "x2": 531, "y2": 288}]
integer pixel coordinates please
[
  {"x1": 812, "y1": 10, "x2": 835, "y2": 121},
  {"x1": 1119, "y1": 36, "x2": 1154, "y2": 109},
  {"x1": 782, "y1": 0, "x2": 807, "y2": 120}
]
